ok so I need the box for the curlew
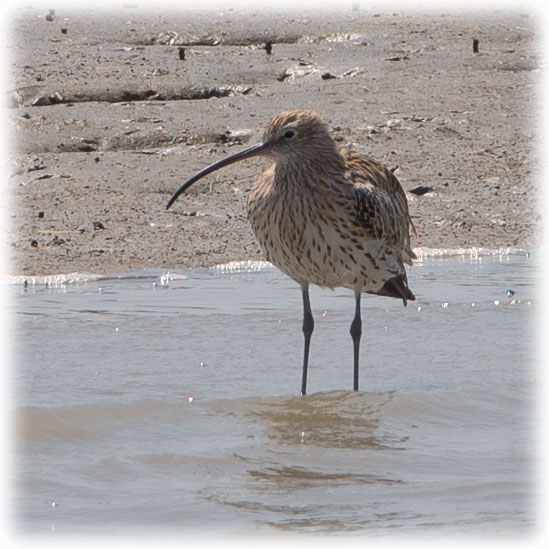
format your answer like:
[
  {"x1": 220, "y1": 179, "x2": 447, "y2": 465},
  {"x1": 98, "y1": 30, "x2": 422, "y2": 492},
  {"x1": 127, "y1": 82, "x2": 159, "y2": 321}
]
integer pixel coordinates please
[{"x1": 166, "y1": 110, "x2": 416, "y2": 395}]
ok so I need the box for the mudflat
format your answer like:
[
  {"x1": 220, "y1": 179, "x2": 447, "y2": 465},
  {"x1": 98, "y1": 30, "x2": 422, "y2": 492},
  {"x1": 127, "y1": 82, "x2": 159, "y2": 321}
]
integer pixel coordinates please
[{"x1": 7, "y1": 6, "x2": 540, "y2": 276}]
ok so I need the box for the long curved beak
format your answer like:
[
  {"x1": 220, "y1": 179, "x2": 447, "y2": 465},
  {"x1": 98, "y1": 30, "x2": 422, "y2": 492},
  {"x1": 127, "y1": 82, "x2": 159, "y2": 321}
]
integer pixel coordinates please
[{"x1": 166, "y1": 142, "x2": 271, "y2": 210}]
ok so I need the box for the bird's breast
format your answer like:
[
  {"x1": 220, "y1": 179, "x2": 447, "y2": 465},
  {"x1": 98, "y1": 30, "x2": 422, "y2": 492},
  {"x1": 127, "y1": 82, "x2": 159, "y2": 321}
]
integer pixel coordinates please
[{"x1": 247, "y1": 182, "x2": 403, "y2": 291}]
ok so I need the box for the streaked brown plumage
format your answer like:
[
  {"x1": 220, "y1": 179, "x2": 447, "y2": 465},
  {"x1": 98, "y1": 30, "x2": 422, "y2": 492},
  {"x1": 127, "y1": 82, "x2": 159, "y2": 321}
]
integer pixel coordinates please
[{"x1": 167, "y1": 110, "x2": 416, "y2": 395}]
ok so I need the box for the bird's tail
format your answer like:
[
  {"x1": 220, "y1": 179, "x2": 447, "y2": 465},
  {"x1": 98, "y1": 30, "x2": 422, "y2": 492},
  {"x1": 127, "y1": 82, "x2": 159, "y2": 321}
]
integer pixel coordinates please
[
  {"x1": 372, "y1": 275, "x2": 415, "y2": 306},
  {"x1": 403, "y1": 245, "x2": 417, "y2": 266}
]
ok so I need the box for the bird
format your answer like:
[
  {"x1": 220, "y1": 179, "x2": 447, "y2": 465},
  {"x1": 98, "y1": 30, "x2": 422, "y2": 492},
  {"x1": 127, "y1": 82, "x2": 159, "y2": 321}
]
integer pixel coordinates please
[{"x1": 166, "y1": 110, "x2": 416, "y2": 396}]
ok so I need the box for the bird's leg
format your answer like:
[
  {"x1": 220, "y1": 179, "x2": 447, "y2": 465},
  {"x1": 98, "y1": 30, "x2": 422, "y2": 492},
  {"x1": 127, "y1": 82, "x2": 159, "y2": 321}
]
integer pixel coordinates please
[
  {"x1": 350, "y1": 288, "x2": 362, "y2": 391},
  {"x1": 300, "y1": 283, "x2": 314, "y2": 397}
]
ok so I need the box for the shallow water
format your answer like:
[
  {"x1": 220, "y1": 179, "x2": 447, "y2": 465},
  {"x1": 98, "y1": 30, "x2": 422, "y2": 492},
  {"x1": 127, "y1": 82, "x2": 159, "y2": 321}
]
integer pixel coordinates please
[{"x1": 10, "y1": 254, "x2": 538, "y2": 536}]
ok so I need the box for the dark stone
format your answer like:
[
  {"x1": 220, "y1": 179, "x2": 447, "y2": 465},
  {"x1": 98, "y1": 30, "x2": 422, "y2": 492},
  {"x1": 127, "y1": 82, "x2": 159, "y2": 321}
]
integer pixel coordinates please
[{"x1": 409, "y1": 185, "x2": 434, "y2": 196}]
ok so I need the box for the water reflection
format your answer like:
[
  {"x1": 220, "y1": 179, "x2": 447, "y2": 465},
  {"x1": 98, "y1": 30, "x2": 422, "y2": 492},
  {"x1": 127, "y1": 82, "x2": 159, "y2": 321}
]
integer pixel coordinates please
[{"x1": 205, "y1": 390, "x2": 408, "y2": 449}]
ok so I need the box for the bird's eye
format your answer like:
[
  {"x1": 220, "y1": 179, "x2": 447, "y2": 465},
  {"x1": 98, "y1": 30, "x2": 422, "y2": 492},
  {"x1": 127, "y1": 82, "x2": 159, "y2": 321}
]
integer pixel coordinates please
[{"x1": 283, "y1": 129, "x2": 296, "y2": 139}]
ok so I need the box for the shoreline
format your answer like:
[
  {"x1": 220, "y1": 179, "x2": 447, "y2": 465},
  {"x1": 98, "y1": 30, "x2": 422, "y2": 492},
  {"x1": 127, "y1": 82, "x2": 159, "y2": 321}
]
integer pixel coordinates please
[
  {"x1": 7, "y1": 8, "x2": 540, "y2": 277},
  {"x1": 6, "y1": 246, "x2": 533, "y2": 285}
]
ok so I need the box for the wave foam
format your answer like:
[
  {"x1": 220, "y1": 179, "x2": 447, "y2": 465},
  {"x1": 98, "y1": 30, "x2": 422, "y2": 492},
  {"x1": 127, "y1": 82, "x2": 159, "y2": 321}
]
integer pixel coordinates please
[{"x1": 4, "y1": 248, "x2": 531, "y2": 285}]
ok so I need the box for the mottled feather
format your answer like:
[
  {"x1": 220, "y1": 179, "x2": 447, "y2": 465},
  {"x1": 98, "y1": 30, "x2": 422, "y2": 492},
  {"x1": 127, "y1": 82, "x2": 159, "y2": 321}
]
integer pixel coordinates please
[
  {"x1": 247, "y1": 110, "x2": 415, "y2": 304},
  {"x1": 344, "y1": 151, "x2": 416, "y2": 265}
]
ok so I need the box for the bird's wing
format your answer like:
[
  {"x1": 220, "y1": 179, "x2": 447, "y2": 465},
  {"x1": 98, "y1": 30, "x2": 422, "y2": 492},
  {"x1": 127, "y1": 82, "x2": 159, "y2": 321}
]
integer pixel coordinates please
[{"x1": 343, "y1": 150, "x2": 416, "y2": 263}]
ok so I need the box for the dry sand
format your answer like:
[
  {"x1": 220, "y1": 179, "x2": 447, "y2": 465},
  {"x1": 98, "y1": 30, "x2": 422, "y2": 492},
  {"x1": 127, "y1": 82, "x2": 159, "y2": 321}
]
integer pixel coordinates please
[{"x1": 6, "y1": 5, "x2": 541, "y2": 276}]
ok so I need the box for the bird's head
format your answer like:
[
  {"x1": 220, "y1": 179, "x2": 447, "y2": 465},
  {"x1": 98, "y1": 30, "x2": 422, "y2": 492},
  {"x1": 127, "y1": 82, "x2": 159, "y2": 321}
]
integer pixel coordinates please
[
  {"x1": 261, "y1": 110, "x2": 334, "y2": 160},
  {"x1": 166, "y1": 110, "x2": 338, "y2": 210}
]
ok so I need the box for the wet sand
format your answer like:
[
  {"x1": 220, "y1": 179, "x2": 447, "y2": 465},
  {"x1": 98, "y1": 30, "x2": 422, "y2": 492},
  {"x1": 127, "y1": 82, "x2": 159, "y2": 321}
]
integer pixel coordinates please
[{"x1": 7, "y1": 5, "x2": 541, "y2": 276}]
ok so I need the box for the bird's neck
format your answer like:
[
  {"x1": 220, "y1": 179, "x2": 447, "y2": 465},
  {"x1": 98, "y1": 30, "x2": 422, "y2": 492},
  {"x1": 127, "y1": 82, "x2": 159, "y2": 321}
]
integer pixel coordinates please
[{"x1": 274, "y1": 147, "x2": 346, "y2": 185}]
